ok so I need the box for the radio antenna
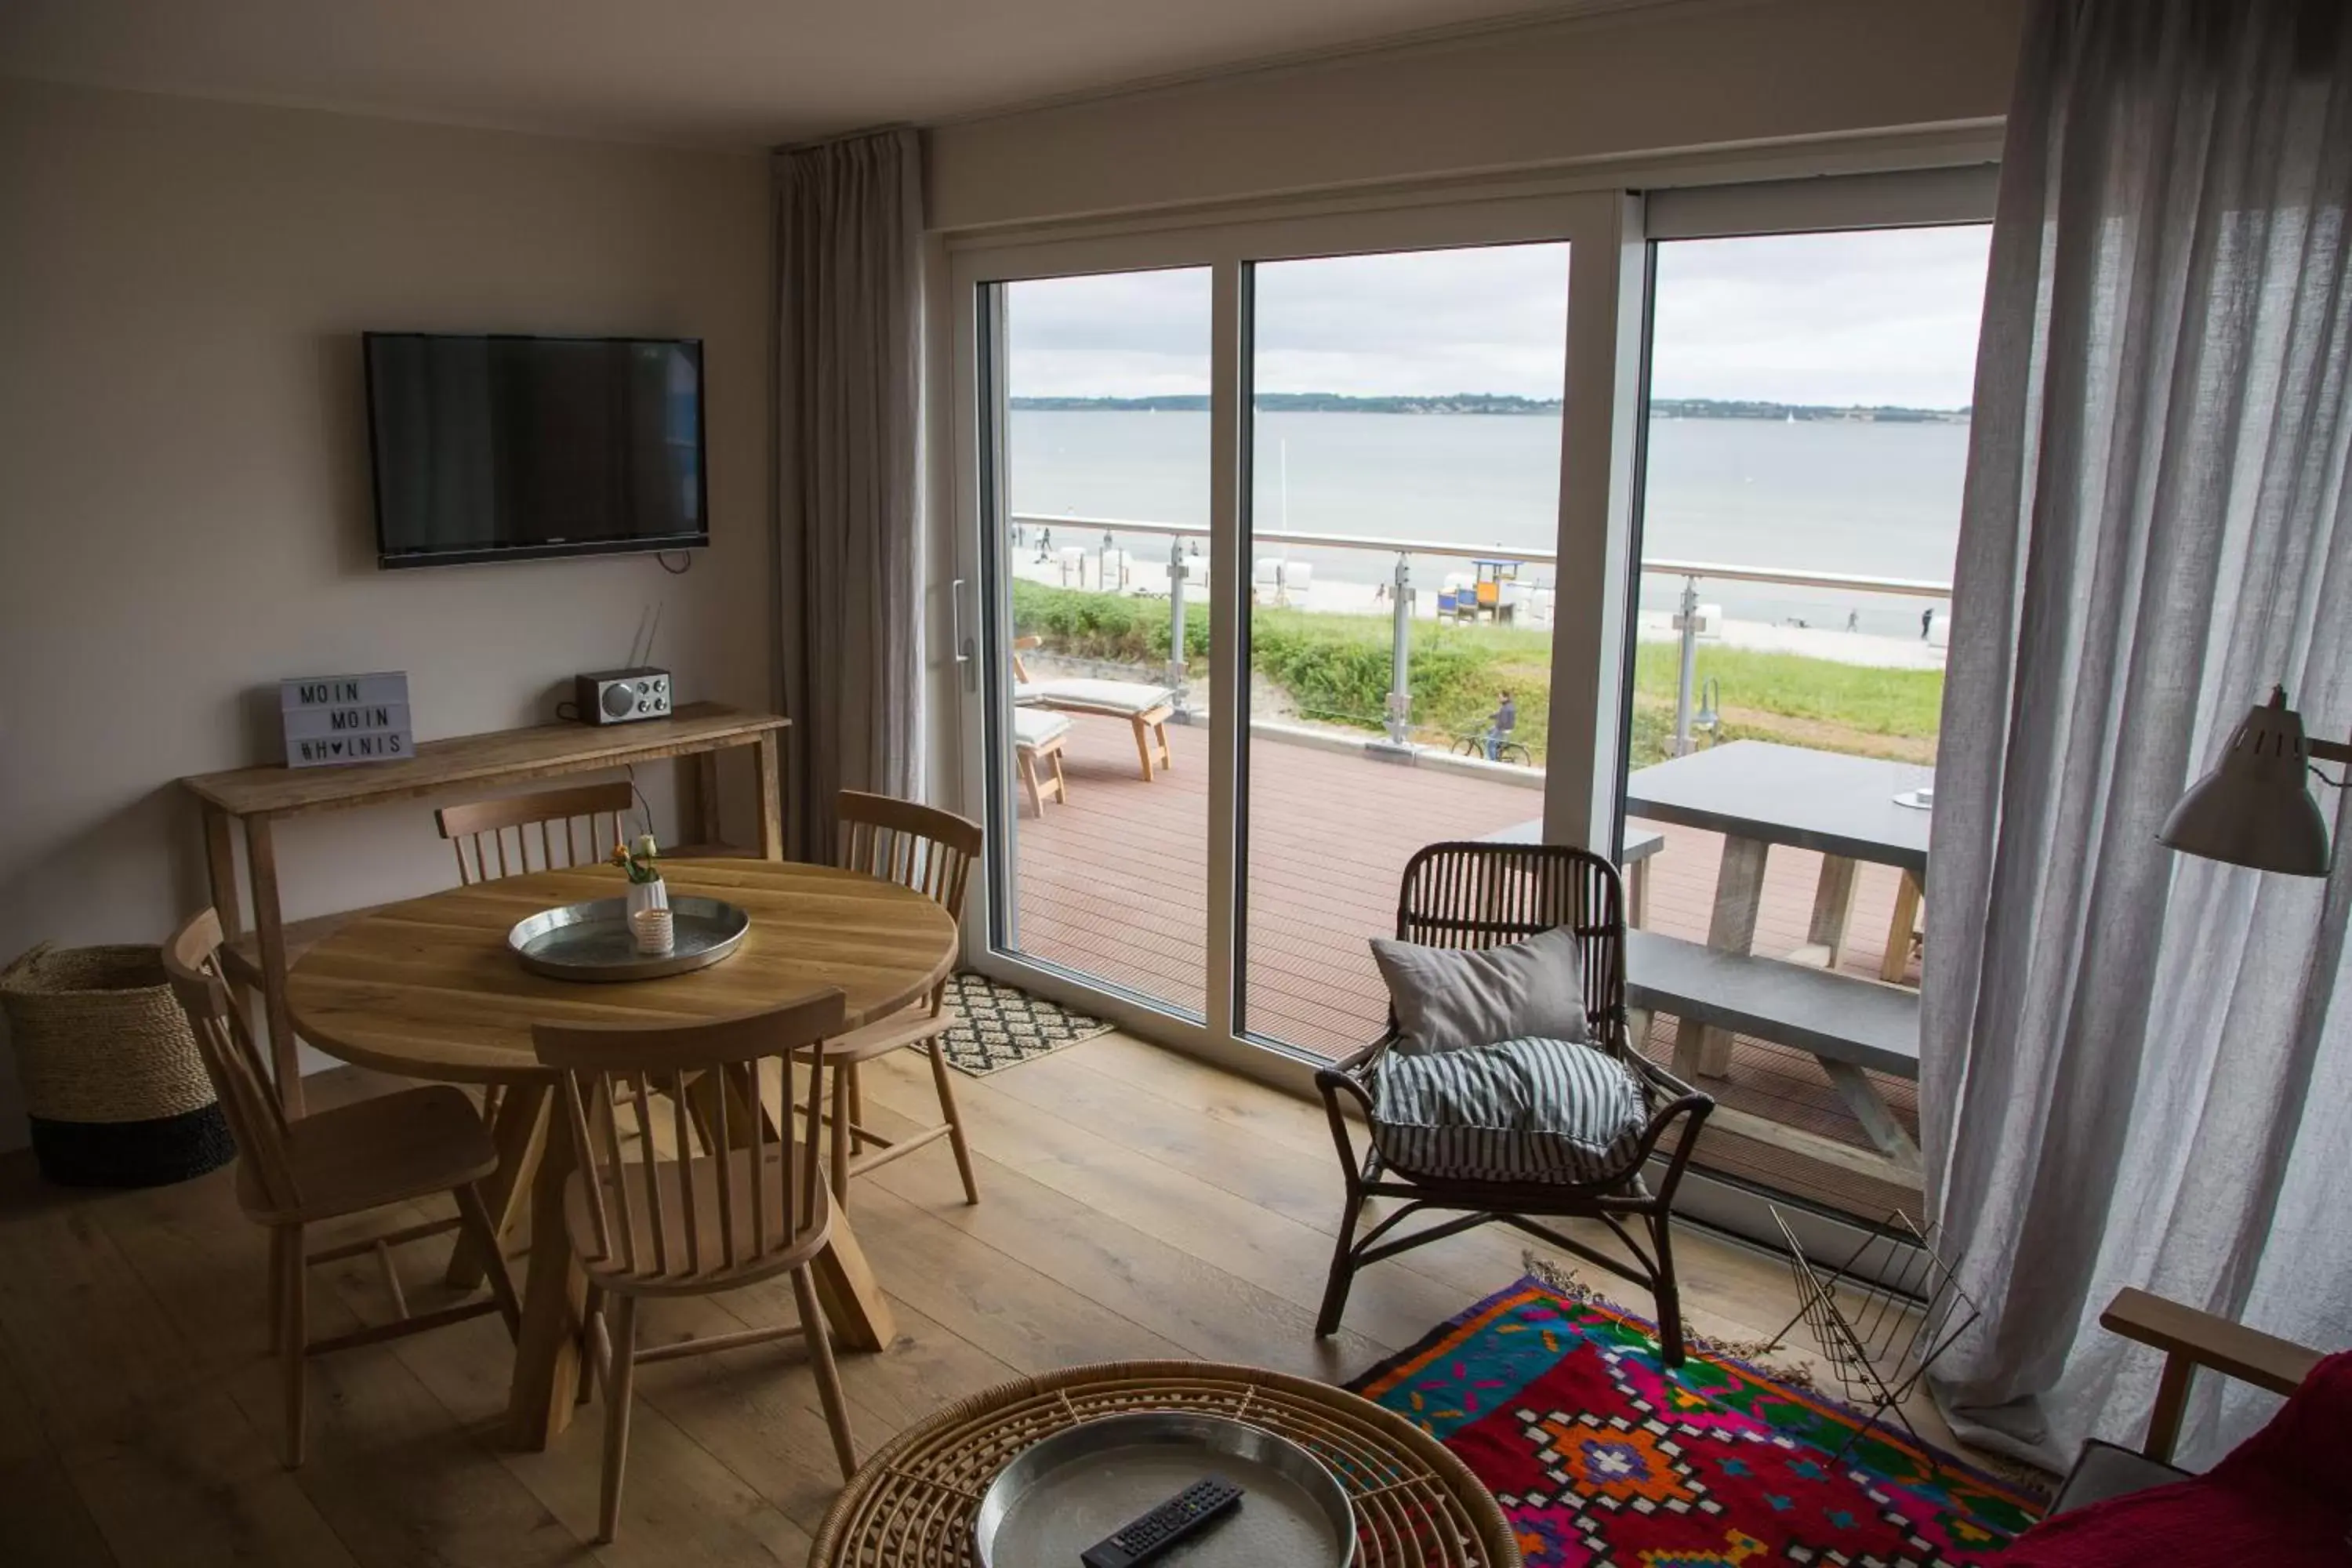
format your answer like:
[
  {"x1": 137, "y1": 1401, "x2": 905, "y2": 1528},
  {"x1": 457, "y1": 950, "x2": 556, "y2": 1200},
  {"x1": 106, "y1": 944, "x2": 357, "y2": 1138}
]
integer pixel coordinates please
[
  {"x1": 622, "y1": 604, "x2": 655, "y2": 671},
  {"x1": 641, "y1": 601, "x2": 665, "y2": 670}
]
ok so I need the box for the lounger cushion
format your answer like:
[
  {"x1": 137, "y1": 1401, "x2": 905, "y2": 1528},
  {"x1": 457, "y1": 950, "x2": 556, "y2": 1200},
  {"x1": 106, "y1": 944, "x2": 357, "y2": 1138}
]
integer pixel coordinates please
[
  {"x1": 1370, "y1": 924, "x2": 1591, "y2": 1056},
  {"x1": 1011, "y1": 709, "x2": 1072, "y2": 747},
  {"x1": 1370, "y1": 1035, "x2": 1647, "y2": 1185},
  {"x1": 1021, "y1": 677, "x2": 1176, "y2": 716}
]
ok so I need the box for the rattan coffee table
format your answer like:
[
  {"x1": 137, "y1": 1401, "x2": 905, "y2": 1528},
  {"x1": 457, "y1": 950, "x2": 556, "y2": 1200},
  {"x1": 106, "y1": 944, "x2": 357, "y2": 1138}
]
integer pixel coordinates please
[{"x1": 807, "y1": 1360, "x2": 1520, "y2": 1566}]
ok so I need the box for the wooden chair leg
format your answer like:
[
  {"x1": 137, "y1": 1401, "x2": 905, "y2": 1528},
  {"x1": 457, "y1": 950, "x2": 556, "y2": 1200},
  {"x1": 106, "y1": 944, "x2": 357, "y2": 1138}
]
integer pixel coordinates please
[
  {"x1": 800, "y1": 1055, "x2": 827, "y2": 1218},
  {"x1": 1048, "y1": 749, "x2": 1068, "y2": 805},
  {"x1": 1131, "y1": 715, "x2": 1155, "y2": 781},
  {"x1": 847, "y1": 1064, "x2": 866, "y2": 1154},
  {"x1": 1152, "y1": 717, "x2": 1171, "y2": 773},
  {"x1": 279, "y1": 1221, "x2": 307, "y2": 1468},
  {"x1": 577, "y1": 1284, "x2": 603, "y2": 1406},
  {"x1": 829, "y1": 1063, "x2": 852, "y2": 1207},
  {"x1": 792, "y1": 1265, "x2": 857, "y2": 1479},
  {"x1": 1018, "y1": 750, "x2": 1043, "y2": 818},
  {"x1": 448, "y1": 1080, "x2": 545, "y2": 1290},
  {"x1": 597, "y1": 1294, "x2": 639, "y2": 1544},
  {"x1": 452, "y1": 1181, "x2": 523, "y2": 1340},
  {"x1": 927, "y1": 1040, "x2": 981, "y2": 1205},
  {"x1": 267, "y1": 1226, "x2": 290, "y2": 1352}
]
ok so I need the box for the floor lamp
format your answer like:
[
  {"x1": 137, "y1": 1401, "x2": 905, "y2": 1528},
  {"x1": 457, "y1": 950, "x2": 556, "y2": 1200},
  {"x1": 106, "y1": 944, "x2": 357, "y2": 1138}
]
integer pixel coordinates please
[{"x1": 2160, "y1": 686, "x2": 2347, "y2": 875}]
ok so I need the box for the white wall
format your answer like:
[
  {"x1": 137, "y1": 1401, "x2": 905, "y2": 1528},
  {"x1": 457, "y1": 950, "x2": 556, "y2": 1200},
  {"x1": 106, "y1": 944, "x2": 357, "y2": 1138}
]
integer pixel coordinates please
[
  {"x1": 926, "y1": 0, "x2": 2024, "y2": 230},
  {"x1": 0, "y1": 80, "x2": 772, "y2": 1147}
]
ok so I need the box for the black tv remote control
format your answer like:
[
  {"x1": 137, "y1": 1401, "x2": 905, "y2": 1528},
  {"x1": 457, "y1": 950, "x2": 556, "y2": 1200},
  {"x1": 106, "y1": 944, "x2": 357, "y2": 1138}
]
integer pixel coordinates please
[{"x1": 1079, "y1": 1475, "x2": 1246, "y2": 1568}]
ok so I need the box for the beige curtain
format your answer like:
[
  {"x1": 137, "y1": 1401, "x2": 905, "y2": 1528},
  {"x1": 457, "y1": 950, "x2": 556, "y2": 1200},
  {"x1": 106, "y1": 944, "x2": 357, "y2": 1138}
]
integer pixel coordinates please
[
  {"x1": 1925, "y1": 0, "x2": 2351, "y2": 1467},
  {"x1": 772, "y1": 129, "x2": 923, "y2": 858}
]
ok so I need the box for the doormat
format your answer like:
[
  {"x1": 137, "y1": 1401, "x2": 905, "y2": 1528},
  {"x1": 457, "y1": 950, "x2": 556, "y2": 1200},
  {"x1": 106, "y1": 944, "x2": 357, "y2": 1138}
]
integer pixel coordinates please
[
  {"x1": 1349, "y1": 1274, "x2": 2044, "y2": 1566},
  {"x1": 923, "y1": 972, "x2": 1112, "y2": 1077}
]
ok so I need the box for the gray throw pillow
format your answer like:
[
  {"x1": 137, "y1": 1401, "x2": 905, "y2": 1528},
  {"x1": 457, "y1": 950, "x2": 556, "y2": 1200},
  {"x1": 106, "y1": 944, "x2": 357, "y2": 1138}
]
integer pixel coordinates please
[{"x1": 1369, "y1": 924, "x2": 1592, "y2": 1056}]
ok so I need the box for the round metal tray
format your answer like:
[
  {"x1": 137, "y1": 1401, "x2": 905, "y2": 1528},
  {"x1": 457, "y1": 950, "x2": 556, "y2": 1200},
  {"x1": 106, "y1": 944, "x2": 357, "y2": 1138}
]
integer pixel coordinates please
[
  {"x1": 973, "y1": 1411, "x2": 1355, "y2": 1568},
  {"x1": 507, "y1": 895, "x2": 749, "y2": 982}
]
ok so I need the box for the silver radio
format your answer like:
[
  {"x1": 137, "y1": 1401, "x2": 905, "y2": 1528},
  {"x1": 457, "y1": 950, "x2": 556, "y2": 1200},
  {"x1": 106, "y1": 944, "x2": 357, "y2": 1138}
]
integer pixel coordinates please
[{"x1": 574, "y1": 667, "x2": 673, "y2": 725}]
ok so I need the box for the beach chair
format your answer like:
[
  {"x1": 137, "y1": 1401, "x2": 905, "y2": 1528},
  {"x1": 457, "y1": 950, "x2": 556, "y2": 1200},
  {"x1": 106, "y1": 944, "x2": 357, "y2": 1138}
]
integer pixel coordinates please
[
  {"x1": 1011, "y1": 706, "x2": 1071, "y2": 815},
  {"x1": 1010, "y1": 637, "x2": 1175, "y2": 782}
]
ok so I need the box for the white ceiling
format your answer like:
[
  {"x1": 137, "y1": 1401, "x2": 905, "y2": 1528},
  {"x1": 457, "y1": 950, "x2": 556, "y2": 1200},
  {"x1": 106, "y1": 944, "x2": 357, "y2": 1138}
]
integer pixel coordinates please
[{"x1": 0, "y1": 0, "x2": 1616, "y2": 151}]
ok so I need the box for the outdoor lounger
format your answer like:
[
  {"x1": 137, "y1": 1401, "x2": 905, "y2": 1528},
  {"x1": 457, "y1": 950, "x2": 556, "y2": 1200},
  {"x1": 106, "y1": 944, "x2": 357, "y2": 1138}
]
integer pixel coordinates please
[
  {"x1": 1011, "y1": 637, "x2": 1177, "y2": 782},
  {"x1": 1011, "y1": 706, "x2": 1072, "y2": 815}
]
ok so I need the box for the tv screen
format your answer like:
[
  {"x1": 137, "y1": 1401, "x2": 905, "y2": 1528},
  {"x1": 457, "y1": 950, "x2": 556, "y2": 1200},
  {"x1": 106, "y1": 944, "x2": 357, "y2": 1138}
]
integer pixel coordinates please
[{"x1": 364, "y1": 333, "x2": 707, "y2": 568}]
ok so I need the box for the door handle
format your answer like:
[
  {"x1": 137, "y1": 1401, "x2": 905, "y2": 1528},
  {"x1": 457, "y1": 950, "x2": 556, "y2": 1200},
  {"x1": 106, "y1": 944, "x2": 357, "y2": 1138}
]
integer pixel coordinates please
[{"x1": 952, "y1": 578, "x2": 978, "y2": 693}]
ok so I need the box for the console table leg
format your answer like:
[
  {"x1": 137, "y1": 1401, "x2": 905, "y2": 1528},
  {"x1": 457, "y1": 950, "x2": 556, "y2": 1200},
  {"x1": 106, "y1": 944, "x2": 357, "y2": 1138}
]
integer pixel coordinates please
[
  {"x1": 689, "y1": 750, "x2": 721, "y2": 848},
  {"x1": 201, "y1": 804, "x2": 243, "y2": 940},
  {"x1": 243, "y1": 815, "x2": 303, "y2": 1117},
  {"x1": 756, "y1": 731, "x2": 784, "y2": 860}
]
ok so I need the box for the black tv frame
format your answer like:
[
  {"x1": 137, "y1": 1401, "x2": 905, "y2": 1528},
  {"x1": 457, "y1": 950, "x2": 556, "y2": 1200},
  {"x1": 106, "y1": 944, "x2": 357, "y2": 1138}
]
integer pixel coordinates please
[{"x1": 362, "y1": 331, "x2": 711, "y2": 569}]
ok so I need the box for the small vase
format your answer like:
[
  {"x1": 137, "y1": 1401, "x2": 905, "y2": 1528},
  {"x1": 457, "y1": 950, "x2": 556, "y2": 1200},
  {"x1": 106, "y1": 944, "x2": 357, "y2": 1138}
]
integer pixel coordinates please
[{"x1": 625, "y1": 877, "x2": 669, "y2": 920}]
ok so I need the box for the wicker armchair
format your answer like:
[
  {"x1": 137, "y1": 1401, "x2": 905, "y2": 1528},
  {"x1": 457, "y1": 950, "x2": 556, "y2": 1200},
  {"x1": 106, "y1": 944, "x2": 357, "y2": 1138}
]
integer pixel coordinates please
[{"x1": 1316, "y1": 841, "x2": 1715, "y2": 1363}]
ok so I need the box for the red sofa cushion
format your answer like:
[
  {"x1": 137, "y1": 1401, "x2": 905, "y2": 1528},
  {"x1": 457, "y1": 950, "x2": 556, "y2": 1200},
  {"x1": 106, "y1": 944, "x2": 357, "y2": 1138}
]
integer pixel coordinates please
[{"x1": 2003, "y1": 1350, "x2": 2352, "y2": 1566}]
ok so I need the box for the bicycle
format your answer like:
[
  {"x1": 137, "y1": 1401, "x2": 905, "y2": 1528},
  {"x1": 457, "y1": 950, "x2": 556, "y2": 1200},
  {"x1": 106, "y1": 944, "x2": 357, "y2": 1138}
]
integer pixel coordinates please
[{"x1": 1454, "y1": 731, "x2": 1532, "y2": 767}]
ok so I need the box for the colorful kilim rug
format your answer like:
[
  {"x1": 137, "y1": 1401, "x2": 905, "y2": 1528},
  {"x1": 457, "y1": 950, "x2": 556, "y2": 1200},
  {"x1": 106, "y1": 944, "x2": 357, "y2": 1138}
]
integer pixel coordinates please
[
  {"x1": 923, "y1": 971, "x2": 1112, "y2": 1076},
  {"x1": 1350, "y1": 1276, "x2": 2043, "y2": 1566}
]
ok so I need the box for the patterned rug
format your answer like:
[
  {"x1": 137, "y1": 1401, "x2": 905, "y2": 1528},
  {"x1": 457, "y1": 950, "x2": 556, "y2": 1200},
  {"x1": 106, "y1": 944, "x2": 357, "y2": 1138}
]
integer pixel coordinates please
[
  {"x1": 1350, "y1": 1276, "x2": 2043, "y2": 1566},
  {"x1": 925, "y1": 972, "x2": 1112, "y2": 1076}
]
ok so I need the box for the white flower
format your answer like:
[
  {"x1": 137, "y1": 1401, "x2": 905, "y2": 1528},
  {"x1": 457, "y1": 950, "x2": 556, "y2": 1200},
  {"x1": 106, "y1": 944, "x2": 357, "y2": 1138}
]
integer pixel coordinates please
[{"x1": 635, "y1": 833, "x2": 659, "y2": 859}]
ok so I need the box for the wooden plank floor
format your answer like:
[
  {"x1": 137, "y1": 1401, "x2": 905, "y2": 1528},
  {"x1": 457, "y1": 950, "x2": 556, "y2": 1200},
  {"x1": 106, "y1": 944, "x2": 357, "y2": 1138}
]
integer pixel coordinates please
[
  {"x1": 1013, "y1": 713, "x2": 1924, "y2": 1220},
  {"x1": 0, "y1": 1038, "x2": 1994, "y2": 1566}
]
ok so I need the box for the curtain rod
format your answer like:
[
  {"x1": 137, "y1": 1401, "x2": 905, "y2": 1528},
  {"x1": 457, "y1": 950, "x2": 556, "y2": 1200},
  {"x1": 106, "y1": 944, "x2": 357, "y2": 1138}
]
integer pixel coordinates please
[{"x1": 772, "y1": 122, "x2": 916, "y2": 156}]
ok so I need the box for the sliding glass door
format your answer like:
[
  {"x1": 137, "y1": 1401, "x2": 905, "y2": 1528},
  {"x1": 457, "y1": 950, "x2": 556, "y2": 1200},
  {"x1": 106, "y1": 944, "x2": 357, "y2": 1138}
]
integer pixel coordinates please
[
  {"x1": 977, "y1": 268, "x2": 1214, "y2": 1021},
  {"x1": 951, "y1": 194, "x2": 1635, "y2": 1079},
  {"x1": 1615, "y1": 218, "x2": 1991, "y2": 1227},
  {"x1": 1238, "y1": 243, "x2": 1576, "y2": 1057}
]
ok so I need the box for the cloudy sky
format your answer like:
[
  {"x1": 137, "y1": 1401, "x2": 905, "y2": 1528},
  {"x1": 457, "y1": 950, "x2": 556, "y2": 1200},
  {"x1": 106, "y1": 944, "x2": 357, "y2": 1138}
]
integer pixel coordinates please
[{"x1": 1007, "y1": 223, "x2": 1991, "y2": 409}]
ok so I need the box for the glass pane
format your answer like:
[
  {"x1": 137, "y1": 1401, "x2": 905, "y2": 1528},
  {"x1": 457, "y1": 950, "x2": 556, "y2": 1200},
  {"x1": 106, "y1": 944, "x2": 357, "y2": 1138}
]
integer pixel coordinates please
[
  {"x1": 991, "y1": 269, "x2": 1212, "y2": 1018},
  {"x1": 1625, "y1": 224, "x2": 1991, "y2": 1222},
  {"x1": 1240, "y1": 243, "x2": 1573, "y2": 1057}
]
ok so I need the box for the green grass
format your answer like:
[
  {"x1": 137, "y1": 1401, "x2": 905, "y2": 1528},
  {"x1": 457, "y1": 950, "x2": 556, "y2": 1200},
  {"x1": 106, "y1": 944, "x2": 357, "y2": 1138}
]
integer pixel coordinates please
[{"x1": 1008, "y1": 579, "x2": 1944, "y2": 766}]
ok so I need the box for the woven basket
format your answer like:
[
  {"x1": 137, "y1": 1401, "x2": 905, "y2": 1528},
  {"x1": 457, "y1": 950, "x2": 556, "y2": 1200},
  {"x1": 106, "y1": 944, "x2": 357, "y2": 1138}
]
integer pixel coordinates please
[{"x1": 1, "y1": 943, "x2": 235, "y2": 1187}]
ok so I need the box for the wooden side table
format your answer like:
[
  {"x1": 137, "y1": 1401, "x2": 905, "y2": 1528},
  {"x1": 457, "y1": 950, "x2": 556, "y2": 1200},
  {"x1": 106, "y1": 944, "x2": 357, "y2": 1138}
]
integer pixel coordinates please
[
  {"x1": 808, "y1": 1360, "x2": 1520, "y2": 1567},
  {"x1": 180, "y1": 702, "x2": 788, "y2": 1114}
]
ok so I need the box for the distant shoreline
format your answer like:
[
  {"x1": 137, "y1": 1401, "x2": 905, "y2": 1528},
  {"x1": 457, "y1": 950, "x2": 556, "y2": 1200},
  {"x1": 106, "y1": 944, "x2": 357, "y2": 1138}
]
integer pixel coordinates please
[{"x1": 1011, "y1": 394, "x2": 1970, "y2": 423}]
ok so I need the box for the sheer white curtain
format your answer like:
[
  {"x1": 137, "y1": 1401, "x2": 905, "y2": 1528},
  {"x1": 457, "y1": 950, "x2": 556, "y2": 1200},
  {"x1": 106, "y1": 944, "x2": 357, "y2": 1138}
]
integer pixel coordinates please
[
  {"x1": 773, "y1": 129, "x2": 924, "y2": 858},
  {"x1": 1925, "y1": 0, "x2": 2352, "y2": 1467}
]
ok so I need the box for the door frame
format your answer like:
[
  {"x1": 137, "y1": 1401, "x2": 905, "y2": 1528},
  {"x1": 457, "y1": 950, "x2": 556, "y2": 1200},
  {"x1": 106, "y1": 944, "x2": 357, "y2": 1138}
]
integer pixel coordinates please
[{"x1": 944, "y1": 188, "x2": 1643, "y2": 1094}]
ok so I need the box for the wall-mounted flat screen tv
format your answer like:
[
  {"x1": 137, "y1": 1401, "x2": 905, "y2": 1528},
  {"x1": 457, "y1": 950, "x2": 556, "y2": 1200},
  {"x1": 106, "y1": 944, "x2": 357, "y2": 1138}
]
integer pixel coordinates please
[{"x1": 364, "y1": 332, "x2": 707, "y2": 568}]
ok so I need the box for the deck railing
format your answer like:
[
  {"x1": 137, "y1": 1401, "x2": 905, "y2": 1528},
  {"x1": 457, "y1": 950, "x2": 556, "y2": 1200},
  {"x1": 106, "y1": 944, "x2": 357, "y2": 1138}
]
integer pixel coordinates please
[{"x1": 1007, "y1": 513, "x2": 1952, "y2": 757}]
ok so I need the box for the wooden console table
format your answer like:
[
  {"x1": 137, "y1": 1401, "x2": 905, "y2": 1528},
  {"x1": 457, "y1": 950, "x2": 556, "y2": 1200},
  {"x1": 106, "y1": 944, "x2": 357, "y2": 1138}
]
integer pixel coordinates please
[{"x1": 180, "y1": 702, "x2": 789, "y2": 1114}]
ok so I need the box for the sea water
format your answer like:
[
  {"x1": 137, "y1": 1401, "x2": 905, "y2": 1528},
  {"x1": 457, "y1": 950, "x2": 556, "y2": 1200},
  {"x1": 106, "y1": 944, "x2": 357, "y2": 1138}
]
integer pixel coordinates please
[{"x1": 1009, "y1": 410, "x2": 1965, "y2": 640}]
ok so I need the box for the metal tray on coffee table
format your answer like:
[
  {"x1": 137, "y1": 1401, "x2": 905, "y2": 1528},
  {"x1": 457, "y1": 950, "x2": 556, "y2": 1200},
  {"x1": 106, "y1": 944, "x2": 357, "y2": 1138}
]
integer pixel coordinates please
[
  {"x1": 973, "y1": 1411, "x2": 1355, "y2": 1568},
  {"x1": 507, "y1": 895, "x2": 749, "y2": 982}
]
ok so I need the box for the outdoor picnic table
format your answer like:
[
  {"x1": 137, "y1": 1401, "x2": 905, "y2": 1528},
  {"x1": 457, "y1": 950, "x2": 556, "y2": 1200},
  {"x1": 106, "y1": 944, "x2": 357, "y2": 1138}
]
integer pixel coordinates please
[
  {"x1": 1479, "y1": 819, "x2": 1665, "y2": 927},
  {"x1": 1623, "y1": 741, "x2": 1933, "y2": 1179}
]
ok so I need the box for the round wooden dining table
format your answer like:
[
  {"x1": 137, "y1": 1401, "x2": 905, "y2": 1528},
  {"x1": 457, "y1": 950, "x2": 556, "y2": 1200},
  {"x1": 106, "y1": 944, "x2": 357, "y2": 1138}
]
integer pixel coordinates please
[{"x1": 285, "y1": 856, "x2": 958, "y2": 1450}]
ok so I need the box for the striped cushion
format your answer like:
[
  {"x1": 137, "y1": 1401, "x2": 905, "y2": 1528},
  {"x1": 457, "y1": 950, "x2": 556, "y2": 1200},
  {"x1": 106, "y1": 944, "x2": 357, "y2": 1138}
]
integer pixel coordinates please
[{"x1": 1370, "y1": 1035, "x2": 1648, "y2": 1185}]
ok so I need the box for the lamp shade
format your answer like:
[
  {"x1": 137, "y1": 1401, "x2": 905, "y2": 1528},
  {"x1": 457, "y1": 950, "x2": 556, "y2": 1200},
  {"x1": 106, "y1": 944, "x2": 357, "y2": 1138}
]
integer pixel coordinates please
[{"x1": 2158, "y1": 687, "x2": 2333, "y2": 876}]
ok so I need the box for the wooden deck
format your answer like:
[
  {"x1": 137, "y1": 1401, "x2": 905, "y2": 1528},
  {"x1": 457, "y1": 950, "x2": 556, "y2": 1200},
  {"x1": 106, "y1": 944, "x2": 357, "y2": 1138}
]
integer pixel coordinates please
[{"x1": 1009, "y1": 712, "x2": 1924, "y2": 1221}]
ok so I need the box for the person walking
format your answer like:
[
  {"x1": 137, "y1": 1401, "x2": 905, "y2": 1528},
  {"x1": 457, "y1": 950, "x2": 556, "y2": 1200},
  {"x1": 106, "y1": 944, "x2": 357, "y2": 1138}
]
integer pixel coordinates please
[{"x1": 1920, "y1": 605, "x2": 1935, "y2": 641}]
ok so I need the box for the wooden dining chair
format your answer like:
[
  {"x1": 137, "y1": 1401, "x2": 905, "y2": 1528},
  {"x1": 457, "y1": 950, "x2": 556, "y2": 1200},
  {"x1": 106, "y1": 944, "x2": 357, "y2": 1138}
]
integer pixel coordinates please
[
  {"x1": 535, "y1": 991, "x2": 857, "y2": 1542},
  {"x1": 435, "y1": 780, "x2": 638, "y2": 1137},
  {"x1": 161, "y1": 909, "x2": 522, "y2": 1468},
  {"x1": 809, "y1": 790, "x2": 982, "y2": 1210},
  {"x1": 436, "y1": 780, "x2": 640, "y2": 886}
]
